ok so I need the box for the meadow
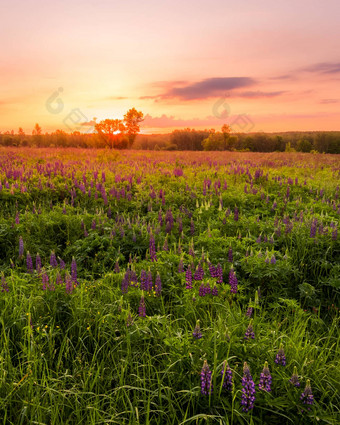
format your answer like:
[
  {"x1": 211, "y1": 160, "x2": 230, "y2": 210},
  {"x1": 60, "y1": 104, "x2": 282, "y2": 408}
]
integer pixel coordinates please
[{"x1": 0, "y1": 148, "x2": 339, "y2": 425}]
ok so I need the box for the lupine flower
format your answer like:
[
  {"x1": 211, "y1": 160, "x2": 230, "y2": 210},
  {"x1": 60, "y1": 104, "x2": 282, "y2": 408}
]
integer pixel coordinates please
[
  {"x1": 140, "y1": 269, "x2": 147, "y2": 290},
  {"x1": 300, "y1": 379, "x2": 314, "y2": 407},
  {"x1": 212, "y1": 285, "x2": 218, "y2": 296},
  {"x1": 71, "y1": 257, "x2": 78, "y2": 285},
  {"x1": 50, "y1": 251, "x2": 58, "y2": 268},
  {"x1": 229, "y1": 267, "x2": 238, "y2": 294},
  {"x1": 244, "y1": 320, "x2": 255, "y2": 341},
  {"x1": 259, "y1": 361, "x2": 272, "y2": 392},
  {"x1": 216, "y1": 263, "x2": 223, "y2": 283},
  {"x1": 121, "y1": 270, "x2": 130, "y2": 294},
  {"x1": 126, "y1": 312, "x2": 134, "y2": 327},
  {"x1": 310, "y1": 219, "x2": 317, "y2": 238},
  {"x1": 1, "y1": 274, "x2": 9, "y2": 292},
  {"x1": 193, "y1": 264, "x2": 204, "y2": 281},
  {"x1": 209, "y1": 263, "x2": 217, "y2": 278},
  {"x1": 246, "y1": 307, "x2": 253, "y2": 317},
  {"x1": 241, "y1": 362, "x2": 256, "y2": 412},
  {"x1": 221, "y1": 361, "x2": 233, "y2": 391},
  {"x1": 35, "y1": 253, "x2": 42, "y2": 273},
  {"x1": 149, "y1": 234, "x2": 157, "y2": 262},
  {"x1": 59, "y1": 258, "x2": 66, "y2": 270},
  {"x1": 138, "y1": 295, "x2": 146, "y2": 318},
  {"x1": 147, "y1": 271, "x2": 153, "y2": 291},
  {"x1": 270, "y1": 255, "x2": 276, "y2": 264},
  {"x1": 19, "y1": 236, "x2": 24, "y2": 258},
  {"x1": 200, "y1": 360, "x2": 213, "y2": 396},
  {"x1": 228, "y1": 247, "x2": 233, "y2": 262},
  {"x1": 65, "y1": 274, "x2": 73, "y2": 294},
  {"x1": 192, "y1": 320, "x2": 202, "y2": 339},
  {"x1": 56, "y1": 273, "x2": 63, "y2": 285},
  {"x1": 26, "y1": 252, "x2": 33, "y2": 273},
  {"x1": 42, "y1": 272, "x2": 49, "y2": 291},
  {"x1": 185, "y1": 267, "x2": 193, "y2": 289},
  {"x1": 289, "y1": 366, "x2": 300, "y2": 387},
  {"x1": 234, "y1": 207, "x2": 239, "y2": 221},
  {"x1": 275, "y1": 343, "x2": 286, "y2": 366},
  {"x1": 155, "y1": 273, "x2": 162, "y2": 296}
]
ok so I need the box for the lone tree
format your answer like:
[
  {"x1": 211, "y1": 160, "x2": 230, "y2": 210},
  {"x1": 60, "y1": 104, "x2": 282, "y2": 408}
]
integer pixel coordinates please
[
  {"x1": 95, "y1": 108, "x2": 144, "y2": 149},
  {"x1": 124, "y1": 108, "x2": 144, "y2": 148}
]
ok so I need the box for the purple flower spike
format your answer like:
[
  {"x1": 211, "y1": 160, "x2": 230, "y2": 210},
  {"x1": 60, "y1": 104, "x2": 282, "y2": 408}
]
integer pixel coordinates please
[
  {"x1": 244, "y1": 320, "x2": 255, "y2": 341},
  {"x1": 201, "y1": 360, "x2": 213, "y2": 396},
  {"x1": 19, "y1": 236, "x2": 24, "y2": 258},
  {"x1": 36, "y1": 253, "x2": 42, "y2": 273},
  {"x1": 50, "y1": 251, "x2": 58, "y2": 268},
  {"x1": 193, "y1": 320, "x2": 202, "y2": 339},
  {"x1": 246, "y1": 307, "x2": 253, "y2": 317},
  {"x1": 178, "y1": 258, "x2": 184, "y2": 273},
  {"x1": 65, "y1": 274, "x2": 73, "y2": 294},
  {"x1": 71, "y1": 257, "x2": 78, "y2": 285},
  {"x1": 289, "y1": 366, "x2": 300, "y2": 387},
  {"x1": 259, "y1": 361, "x2": 272, "y2": 392},
  {"x1": 300, "y1": 379, "x2": 314, "y2": 407},
  {"x1": 26, "y1": 252, "x2": 33, "y2": 273},
  {"x1": 275, "y1": 343, "x2": 286, "y2": 366},
  {"x1": 221, "y1": 361, "x2": 233, "y2": 391},
  {"x1": 185, "y1": 267, "x2": 193, "y2": 289},
  {"x1": 1, "y1": 274, "x2": 9, "y2": 292},
  {"x1": 229, "y1": 267, "x2": 238, "y2": 294},
  {"x1": 241, "y1": 362, "x2": 256, "y2": 412},
  {"x1": 228, "y1": 247, "x2": 233, "y2": 263},
  {"x1": 216, "y1": 263, "x2": 223, "y2": 284},
  {"x1": 149, "y1": 234, "x2": 157, "y2": 262},
  {"x1": 139, "y1": 295, "x2": 146, "y2": 318}
]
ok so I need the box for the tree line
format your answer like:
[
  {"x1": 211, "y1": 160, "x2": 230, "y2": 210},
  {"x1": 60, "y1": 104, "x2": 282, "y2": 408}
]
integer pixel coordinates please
[{"x1": 1, "y1": 124, "x2": 340, "y2": 154}]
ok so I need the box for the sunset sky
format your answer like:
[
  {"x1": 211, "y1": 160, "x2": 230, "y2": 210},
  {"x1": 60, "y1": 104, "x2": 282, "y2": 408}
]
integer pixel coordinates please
[{"x1": 1, "y1": 0, "x2": 340, "y2": 134}]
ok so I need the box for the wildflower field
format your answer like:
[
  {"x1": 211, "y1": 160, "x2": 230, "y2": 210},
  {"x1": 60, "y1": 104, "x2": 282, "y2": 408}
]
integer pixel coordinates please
[{"x1": 0, "y1": 148, "x2": 339, "y2": 425}]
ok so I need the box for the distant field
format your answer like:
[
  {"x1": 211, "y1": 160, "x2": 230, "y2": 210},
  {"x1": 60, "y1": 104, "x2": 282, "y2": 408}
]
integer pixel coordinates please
[{"x1": 0, "y1": 148, "x2": 339, "y2": 424}]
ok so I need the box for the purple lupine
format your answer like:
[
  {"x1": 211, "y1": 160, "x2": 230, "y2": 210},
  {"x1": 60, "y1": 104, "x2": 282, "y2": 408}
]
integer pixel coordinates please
[
  {"x1": 332, "y1": 227, "x2": 338, "y2": 241},
  {"x1": 121, "y1": 270, "x2": 130, "y2": 294},
  {"x1": 216, "y1": 263, "x2": 223, "y2": 284},
  {"x1": 1, "y1": 274, "x2": 9, "y2": 292},
  {"x1": 56, "y1": 272, "x2": 63, "y2": 285},
  {"x1": 300, "y1": 379, "x2": 314, "y2": 407},
  {"x1": 26, "y1": 252, "x2": 33, "y2": 273},
  {"x1": 59, "y1": 258, "x2": 66, "y2": 270},
  {"x1": 138, "y1": 295, "x2": 146, "y2": 318},
  {"x1": 42, "y1": 272, "x2": 49, "y2": 291},
  {"x1": 228, "y1": 247, "x2": 233, "y2": 263},
  {"x1": 234, "y1": 207, "x2": 239, "y2": 221},
  {"x1": 193, "y1": 320, "x2": 202, "y2": 339},
  {"x1": 212, "y1": 285, "x2": 218, "y2": 296},
  {"x1": 310, "y1": 219, "x2": 317, "y2": 238},
  {"x1": 140, "y1": 269, "x2": 147, "y2": 290},
  {"x1": 15, "y1": 212, "x2": 20, "y2": 224},
  {"x1": 209, "y1": 263, "x2": 217, "y2": 278},
  {"x1": 229, "y1": 267, "x2": 238, "y2": 294},
  {"x1": 71, "y1": 257, "x2": 78, "y2": 285},
  {"x1": 244, "y1": 321, "x2": 255, "y2": 341},
  {"x1": 50, "y1": 251, "x2": 58, "y2": 268},
  {"x1": 155, "y1": 273, "x2": 162, "y2": 296},
  {"x1": 270, "y1": 255, "x2": 276, "y2": 264},
  {"x1": 36, "y1": 253, "x2": 42, "y2": 273},
  {"x1": 114, "y1": 260, "x2": 120, "y2": 273},
  {"x1": 149, "y1": 234, "x2": 157, "y2": 262},
  {"x1": 275, "y1": 343, "x2": 286, "y2": 366},
  {"x1": 221, "y1": 361, "x2": 233, "y2": 391},
  {"x1": 147, "y1": 271, "x2": 153, "y2": 291},
  {"x1": 185, "y1": 267, "x2": 193, "y2": 289},
  {"x1": 193, "y1": 264, "x2": 204, "y2": 281},
  {"x1": 246, "y1": 307, "x2": 253, "y2": 318},
  {"x1": 200, "y1": 360, "x2": 213, "y2": 396},
  {"x1": 241, "y1": 362, "x2": 256, "y2": 412},
  {"x1": 259, "y1": 361, "x2": 272, "y2": 392},
  {"x1": 190, "y1": 219, "x2": 195, "y2": 236},
  {"x1": 289, "y1": 366, "x2": 300, "y2": 387},
  {"x1": 19, "y1": 236, "x2": 24, "y2": 258},
  {"x1": 65, "y1": 274, "x2": 73, "y2": 294}
]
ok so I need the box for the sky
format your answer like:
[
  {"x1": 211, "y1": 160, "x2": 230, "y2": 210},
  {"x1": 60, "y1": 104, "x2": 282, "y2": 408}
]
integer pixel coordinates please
[{"x1": 1, "y1": 0, "x2": 340, "y2": 134}]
